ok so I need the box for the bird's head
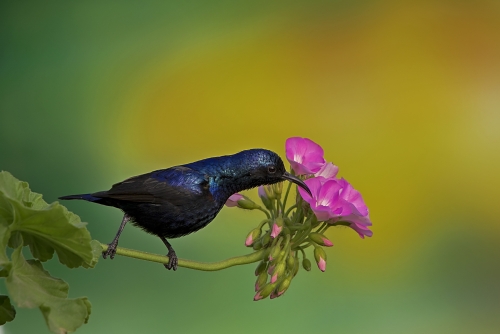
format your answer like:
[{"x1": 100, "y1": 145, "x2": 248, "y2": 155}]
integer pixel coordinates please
[{"x1": 233, "y1": 149, "x2": 312, "y2": 196}]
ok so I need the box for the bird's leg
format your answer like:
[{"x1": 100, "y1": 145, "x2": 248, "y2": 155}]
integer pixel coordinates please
[
  {"x1": 103, "y1": 214, "x2": 131, "y2": 260},
  {"x1": 159, "y1": 236, "x2": 178, "y2": 271}
]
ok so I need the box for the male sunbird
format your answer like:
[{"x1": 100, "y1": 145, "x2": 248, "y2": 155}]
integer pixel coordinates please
[{"x1": 60, "y1": 149, "x2": 311, "y2": 270}]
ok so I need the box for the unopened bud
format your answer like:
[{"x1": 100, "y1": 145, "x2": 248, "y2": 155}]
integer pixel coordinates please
[
  {"x1": 237, "y1": 198, "x2": 260, "y2": 210},
  {"x1": 258, "y1": 186, "x2": 273, "y2": 210},
  {"x1": 255, "y1": 261, "x2": 267, "y2": 276},
  {"x1": 270, "y1": 223, "x2": 282, "y2": 238},
  {"x1": 252, "y1": 239, "x2": 263, "y2": 250},
  {"x1": 269, "y1": 243, "x2": 281, "y2": 262},
  {"x1": 270, "y1": 217, "x2": 284, "y2": 238},
  {"x1": 275, "y1": 249, "x2": 287, "y2": 264},
  {"x1": 225, "y1": 193, "x2": 244, "y2": 207},
  {"x1": 309, "y1": 232, "x2": 334, "y2": 247},
  {"x1": 261, "y1": 233, "x2": 271, "y2": 247},
  {"x1": 273, "y1": 182, "x2": 283, "y2": 195},
  {"x1": 263, "y1": 185, "x2": 275, "y2": 200},
  {"x1": 255, "y1": 271, "x2": 268, "y2": 291},
  {"x1": 302, "y1": 258, "x2": 312, "y2": 271},
  {"x1": 245, "y1": 228, "x2": 262, "y2": 247},
  {"x1": 271, "y1": 262, "x2": 286, "y2": 282},
  {"x1": 286, "y1": 253, "x2": 295, "y2": 270},
  {"x1": 254, "y1": 283, "x2": 277, "y2": 301},
  {"x1": 276, "y1": 277, "x2": 292, "y2": 297},
  {"x1": 314, "y1": 247, "x2": 327, "y2": 272}
]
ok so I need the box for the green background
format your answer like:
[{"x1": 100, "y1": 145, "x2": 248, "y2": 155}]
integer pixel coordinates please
[{"x1": 1, "y1": 1, "x2": 499, "y2": 333}]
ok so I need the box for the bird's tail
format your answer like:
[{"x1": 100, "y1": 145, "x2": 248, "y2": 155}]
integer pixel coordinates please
[{"x1": 59, "y1": 194, "x2": 102, "y2": 202}]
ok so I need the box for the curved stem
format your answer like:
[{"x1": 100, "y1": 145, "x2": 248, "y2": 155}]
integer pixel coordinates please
[
  {"x1": 257, "y1": 207, "x2": 271, "y2": 219},
  {"x1": 317, "y1": 223, "x2": 331, "y2": 234},
  {"x1": 281, "y1": 181, "x2": 293, "y2": 213},
  {"x1": 285, "y1": 204, "x2": 297, "y2": 217},
  {"x1": 100, "y1": 243, "x2": 266, "y2": 271}
]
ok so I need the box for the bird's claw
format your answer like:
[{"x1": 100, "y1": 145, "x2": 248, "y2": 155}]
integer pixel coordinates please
[
  {"x1": 102, "y1": 242, "x2": 118, "y2": 260},
  {"x1": 164, "y1": 249, "x2": 178, "y2": 271}
]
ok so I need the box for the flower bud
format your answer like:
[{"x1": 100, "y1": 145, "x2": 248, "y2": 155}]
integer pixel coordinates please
[
  {"x1": 261, "y1": 233, "x2": 271, "y2": 247},
  {"x1": 273, "y1": 182, "x2": 283, "y2": 195},
  {"x1": 258, "y1": 186, "x2": 273, "y2": 210},
  {"x1": 263, "y1": 185, "x2": 275, "y2": 200},
  {"x1": 314, "y1": 247, "x2": 327, "y2": 272},
  {"x1": 254, "y1": 283, "x2": 277, "y2": 301},
  {"x1": 255, "y1": 271, "x2": 268, "y2": 291},
  {"x1": 275, "y1": 249, "x2": 287, "y2": 264},
  {"x1": 225, "y1": 193, "x2": 244, "y2": 207},
  {"x1": 237, "y1": 198, "x2": 260, "y2": 210},
  {"x1": 269, "y1": 243, "x2": 281, "y2": 262},
  {"x1": 270, "y1": 217, "x2": 284, "y2": 238},
  {"x1": 286, "y1": 253, "x2": 295, "y2": 270},
  {"x1": 276, "y1": 276, "x2": 292, "y2": 297},
  {"x1": 309, "y1": 232, "x2": 333, "y2": 247},
  {"x1": 255, "y1": 261, "x2": 267, "y2": 276},
  {"x1": 245, "y1": 228, "x2": 262, "y2": 247},
  {"x1": 252, "y1": 239, "x2": 263, "y2": 250},
  {"x1": 271, "y1": 261, "x2": 286, "y2": 283},
  {"x1": 302, "y1": 258, "x2": 312, "y2": 271}
]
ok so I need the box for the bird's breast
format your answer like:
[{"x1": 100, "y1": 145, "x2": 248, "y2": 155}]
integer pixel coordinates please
[{"x1": 125, "y1": 201, "x2": 224, "y2": 239}]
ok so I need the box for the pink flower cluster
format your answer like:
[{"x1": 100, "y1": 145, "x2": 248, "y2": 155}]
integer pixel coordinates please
[{"x1": 286, "y1": 137, "x2": 372, "y2": 238}]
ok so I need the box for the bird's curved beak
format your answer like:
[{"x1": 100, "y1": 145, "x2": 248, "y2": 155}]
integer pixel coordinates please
[{"x1": 281, "y1": 172, "x2": 312, "y2": 197}]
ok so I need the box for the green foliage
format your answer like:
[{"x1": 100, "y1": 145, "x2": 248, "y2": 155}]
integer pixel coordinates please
[
  {"x1": 0, "y1": 171, "x2": 99, "y2": 333},
  {"x1": 0, "y1": 295, "x2": 16, "y2": 325}
]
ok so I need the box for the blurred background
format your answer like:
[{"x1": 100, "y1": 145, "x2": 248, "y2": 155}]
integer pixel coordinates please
[{"x1": 1, "y1": 0, "x2": 499, "y2": 333}]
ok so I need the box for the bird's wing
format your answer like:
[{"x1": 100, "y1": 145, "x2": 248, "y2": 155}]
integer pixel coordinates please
[{"x1": 93, "y1": 166, "x2": 211, "y2": 205}]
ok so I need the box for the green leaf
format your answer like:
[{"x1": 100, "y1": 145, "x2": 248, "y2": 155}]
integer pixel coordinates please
[
  {"x1": 83, "y1": 239, "x2": 104, "y2": 269},
  {"x1": 6, "y1": 247, "x2": 91, "y2": 333},
  {"x1": 0, "y1": 171, "x2": 96, "y2": 268},
  {"x1": 0, "y1": 295, "x2": 16, "y2": 325},
  {"x1": 0, "y1": 218, "x2": 11, "y2": 265},
  {"x1": 0, "y1": 171, "x2": 47, "y2": 210}
]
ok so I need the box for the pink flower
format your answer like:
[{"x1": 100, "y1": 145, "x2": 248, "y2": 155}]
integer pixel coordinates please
[
  {"x1": 285, "y1": 137, "x2": 326, "y2": 175},
  {"x1": 315, "y1": 162, "x2": 339, "y2": 179},
  {"x1": 225, "y1": 193, "x2": 244, "y2": 207},
  {"x1": 298, "y1": 176, "x2": 372, "y2": 238}
]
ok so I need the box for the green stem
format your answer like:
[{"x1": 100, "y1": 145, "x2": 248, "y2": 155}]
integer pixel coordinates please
[
  {"x1": 100, "y1": 243, "x2": 266, "y2": 271},
  {"x1": 290, "y1": 218, "x2": 312, "y2": 248},
  {"x1": 285, "y1": 204, "x2": 297, "y2": 217},
  {"x1": 277, "y1": 197, "x2": 284, "y2": 217},
  {"x1": 257, "y1": 207, "x2": 271, "y2": 219},
  {"x1": 317, "y1": 223, "x2": 330, "y2": 234},
  {"x1": 281, "y1": 181, "x2": 293, "y2": 213}
]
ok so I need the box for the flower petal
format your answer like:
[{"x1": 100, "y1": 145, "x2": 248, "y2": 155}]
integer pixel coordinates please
[
  {"x1": 285, "y1": 137, "x2": 326, "y2": 175},
  {"x1": 315, "y1": 162, "x2": 339, "y2": 179}
]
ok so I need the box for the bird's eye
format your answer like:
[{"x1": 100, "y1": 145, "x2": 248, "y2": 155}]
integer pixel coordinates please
[{"x1": 268, "y1": 166, "x2": 276, "y2": 174}]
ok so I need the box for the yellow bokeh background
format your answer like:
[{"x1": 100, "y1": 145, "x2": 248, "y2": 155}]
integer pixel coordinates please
[{"x1": 1, "y1": 1, "x2": 499, "y2": 333}]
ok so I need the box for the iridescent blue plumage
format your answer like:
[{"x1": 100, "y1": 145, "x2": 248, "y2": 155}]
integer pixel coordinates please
[{"x1": 59, "y1": 149, "x2": 310, "y2": 270}]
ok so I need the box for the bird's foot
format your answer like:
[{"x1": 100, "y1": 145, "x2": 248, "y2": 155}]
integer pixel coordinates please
[
  {"x1": 102, "y1": 241, "x2": 118, "y2": 260},
  {"x1": 164, "y1": 249, "x2": 178, "y2": 271}
]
